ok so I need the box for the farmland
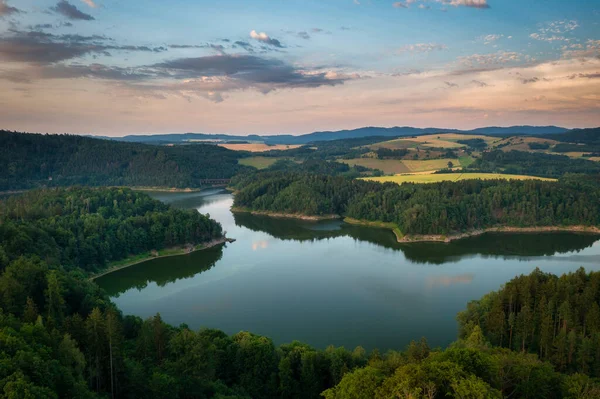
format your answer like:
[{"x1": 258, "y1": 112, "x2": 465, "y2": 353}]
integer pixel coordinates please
[
  {"x1": 341, "y1": 158, "x2": 410, "y2": 174},
  {"x1": 363, "y1": 173, "x2": 556, "y2": 184},
  {"x1": 218, "y1": 143, "x2": 302, "y2": 152}
]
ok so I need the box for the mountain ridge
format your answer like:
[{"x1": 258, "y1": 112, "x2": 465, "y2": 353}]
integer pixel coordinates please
[{"x1": 106, "y1": 125, "x2": 570, "y2": 145}]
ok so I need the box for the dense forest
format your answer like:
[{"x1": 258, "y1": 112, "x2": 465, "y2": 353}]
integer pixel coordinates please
[
  {"x1": 0, "y1": 183, "x2": 599, "y2": 397},
  {"x1": 0, "y1": 187, "x2": 223, "y2": 273},
  {"x1": 468, "y1": 150, "x2": 600, "y2": 178},
  {"x1": 458, "y1": 268, "x2": 600, "y2": 378},
  {"x1": 231, "y1": 171, "x2": 600, "y2": 236},
  {"x1": 0, "y1": 131, "x2": 248, "y2": 190}
]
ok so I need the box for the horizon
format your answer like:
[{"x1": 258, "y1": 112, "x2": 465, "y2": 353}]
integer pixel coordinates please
[
  {"x1": 1, "y1": 0, "x2": 599, "y2": 136},
  {"x1": 3, "y1": 123, "x2": 586, "y2": 138}
]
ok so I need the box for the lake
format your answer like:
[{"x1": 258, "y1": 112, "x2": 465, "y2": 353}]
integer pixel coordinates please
[{"x1": 96, "y1": 189, "x2": 600, "y2": 351}]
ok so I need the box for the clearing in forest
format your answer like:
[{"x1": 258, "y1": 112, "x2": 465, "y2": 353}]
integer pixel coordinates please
[
  {"x1": 364, "y1": 173, "x2": 557, "y2": 184},
  {"x1": 239, "y1": 157, "x2": 282, "y2": 169},
  {"x1": 218, "y1": 143, "x2": 301, "y2": 152}
]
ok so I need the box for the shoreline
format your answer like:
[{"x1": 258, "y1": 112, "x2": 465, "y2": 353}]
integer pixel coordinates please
[
  {"x1": 231, "y1": 207, "x2": 341, "y2": 221},
  {"x1": 399, "y1": 225, "x2": 600, "y2": 243},
  {"x1": 230, "y1": 208, "x2": 600, "y2": 243},
  {"x1": 89, "y1": 237, "x2": 233, "y2": 280},
  {"x1": 343, "y1": 217, "x2": 404, "y2": 241}
]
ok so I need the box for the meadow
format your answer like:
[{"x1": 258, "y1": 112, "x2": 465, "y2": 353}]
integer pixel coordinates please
[
  {"x1": 218, "y1": 143, "x2": 301, "y2": 152},
  {"x1": 363, "y1": 172, "x2": 557, "y2": 184},
  {"x1": 239, "y1": 156, "x2": 282, "y2": 169}
]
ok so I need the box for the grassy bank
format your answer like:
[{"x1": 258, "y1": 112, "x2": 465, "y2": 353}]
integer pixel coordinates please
[
  {"x1": 343, "y1": 217, "x2": 404, "y2": 241},
  {"x1": 89, "y1": 238, "x2": 231, "y2": 280},
  {"x1": 231, "y1": 207, "x2": 341, "y2": 221}
]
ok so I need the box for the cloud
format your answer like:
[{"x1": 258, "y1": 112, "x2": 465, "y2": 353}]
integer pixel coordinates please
[
  {"x1": 439, "y1": 0, "x2": 490, "y2": 9},
  {"x1": 530, "y1": 20, "x2": 579, "y2": 42},
  {"x1": 52, "y1": 0, "x2": 95, "y2": 21},
  {"x1": 561, "y1": 40, "x2": 600, "y2": 59},
  {"x1": 470, "y1": 80, "x2": 488, "y2": 87},
  {"x1": 0, "y1": 30, "x2": 166, "y2": 64},
  {"x1": 520, "y1": 76, "x2": 539, "y2": 84},
  {"x1": 458, "y1": 51, "x2": 525, "y2": 67},
  {"x1": 397, "y1": 43, "x2": 447, "y2": 54},
  {"x1": 249, "y1": 30, "x2": 283, "y2": 48},
  {"x1": 393, "y1": 2, "x2": 408, "y2": 8},
  {"x1": 80, "y1": 0, "x2": 97, "y2": 8},
  {"x1": 479, "y1": 34, "x2": 503, "y2": 45},
  {"x1": 297, "y1": 31, "x2": 310, "y2": 40},
  {"x1": 444, "y1": 81, "x2": 459, "y2": 88},
  {"x1": 568, "y1": 72, "x2": 600, "y2": 80},
  {"x1": 0, "y1": 0, "x2": 20, "y2": 16}
]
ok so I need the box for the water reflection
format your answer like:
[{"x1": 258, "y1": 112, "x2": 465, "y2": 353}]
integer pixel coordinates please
[
  {"x1": 99, "y1": 245, "x2": 224, "y2": 296},
  {"x1": 233, "y1": 211, "x2": 600, "y2": 264},
  {"x1": 96, "y1": 191, "x2": 600, "y2": 351}
]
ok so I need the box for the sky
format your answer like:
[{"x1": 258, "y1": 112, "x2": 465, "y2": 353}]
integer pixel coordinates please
[{"x1": 0, "y1": 0, "x2": 599, "y2": 136}]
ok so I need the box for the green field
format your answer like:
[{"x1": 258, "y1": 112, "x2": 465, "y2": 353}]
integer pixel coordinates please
[
  {"x1": 458, "y1": 156, "x2": 475, "y2": 167},
  {"x1": 239, "y1": 156, "x2": 281, "y2": 169},
  {"x1": 342, "y1": 158, "x2": 410, "y2": 174},
  {"x1": 364, "y1": 173, "x2": 557, "y2": 184},
  {"x1": 402, "y1": 158, "x2": 459, "y2": 172}
]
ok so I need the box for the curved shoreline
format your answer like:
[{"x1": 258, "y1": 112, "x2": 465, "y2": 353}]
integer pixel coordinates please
[
  {"x1": 89, "y1": 237, "x2": 233, "y2": 280},
  {"x1": 399, "y1": 226, "x2": 600, "y2": 243},
  {"x1": 231, "y1": 207, "x2": 341, "y2": 221},
  {"x1": 231, "y1": 208, "x2": 600, "y2": 243}
]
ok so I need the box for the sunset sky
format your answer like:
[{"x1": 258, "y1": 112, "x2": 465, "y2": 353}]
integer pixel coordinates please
[{"x1": 0, "y1": 0, "x2": 599, "y2": 135}]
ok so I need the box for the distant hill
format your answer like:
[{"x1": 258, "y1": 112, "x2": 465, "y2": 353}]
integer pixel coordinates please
[
  {"x1": 0, "y1": 131, "x2": 247, "y2": 191},
  {"x1": 543, "y1": 127, "x2": 600, "y2": 144},
  {"x1": 109, "y1": 125, "x2": 570, "y2": 145}
]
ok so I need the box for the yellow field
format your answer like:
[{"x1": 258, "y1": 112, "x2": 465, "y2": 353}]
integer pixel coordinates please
[
  {"x1": 218, "y1": 143, "x2": 301, "y2": 152},
  {"x1": 239, "y1": 156, "x2": 282, "y2": 169},
  {"x1": 342, "y1": 158, "x2": 410, "y2": 174},
  {"x1": 402, "y1": 158, "x2": 459, "y2": 172},
  {"x1": 364, "y1": 173, "x2": 556, "y2": 184},
  {"x1": 491, "y1": 136, "x2": 559, "y2": 152},
  {"x1": 371, "y1": 133, "x2": 500, "y2": 151}
]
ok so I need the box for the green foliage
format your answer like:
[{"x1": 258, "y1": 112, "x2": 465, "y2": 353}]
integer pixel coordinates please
[
  {"x1": 0, "y1": 187, "x2": 223, "y2": 273},
  {"x1": 457, "y1": 138, "x2": 488, "y2": 149},
  {"x1": 528, "y1": 142, "x2": 551, "y2": 150},
  {"x1": 458, "y1": 268, "x2": 600, "y2": 376},
  {"x1": 231, "y1": 171, "x2": 600, "y2": 235},
  {"x1": 0, "y1": 130, "x2": 248, "y2": 190},
  {"x1": 376, "y1": 147, "x2": 409, "y2": 159},
  {"x1": 470, "y1": 150, "x2": 600, "y2": 178}
]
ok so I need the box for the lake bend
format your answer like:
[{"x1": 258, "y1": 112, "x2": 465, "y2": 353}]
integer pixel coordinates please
[{"x1": 96, "y1": 189, "x2": 600, "y2": 352}]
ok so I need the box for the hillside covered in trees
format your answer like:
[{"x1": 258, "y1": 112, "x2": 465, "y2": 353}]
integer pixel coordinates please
[
  {"x1": 0, "y1": 187, "x2": 223, "y2": 273},
  {"x1": 0, "y1": 131, "x2": 248, "y2": 190},
  {"x1": 0, "y1": 187, "x2": 598, "y2": 397},
  {"x1": 458, "y1": 268, "x2": 600, "y2": 377},
  {"x1": 231, "y1": 171, "x2": 600, "y2": 236},
  {"x1": 469, "y1": 150, "x2": 600, "y2": 178}
]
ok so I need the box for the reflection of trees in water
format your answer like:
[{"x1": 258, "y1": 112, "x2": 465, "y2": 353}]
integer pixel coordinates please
[
  {"x1": 97, "y1": 245, "x2": 224, "y2": 296},
  {"x1": 234, "y1": 212, "x2": 600, "y2": 265},
  {"x1": 401, "y1": 233, "x2": 600, "y2": 264}
]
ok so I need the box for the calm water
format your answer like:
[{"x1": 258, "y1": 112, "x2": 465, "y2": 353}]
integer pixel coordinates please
[{"x1": 96, "y1": 190, "x2": 600, "y2": 351}]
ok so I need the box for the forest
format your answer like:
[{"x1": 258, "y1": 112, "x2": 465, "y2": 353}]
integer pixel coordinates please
[
  {"x1": 469, "y1": 150, "x2": 600, "y2": 178},
  {"x1": 231, "y1": 171, "x2": 600, "y2": 236},
  {"x1": 0, "y1": 187, "x2": 223, "y2": 273},
  {"x1": 0, "y1": 131, "x2": 248, "y2": 190},
  {"x1": 458, "y1": 268, "x2": 600, "y2": 378},
  {"x1": 0, "y1": 188, "x2": 598, "y2": 398}
]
